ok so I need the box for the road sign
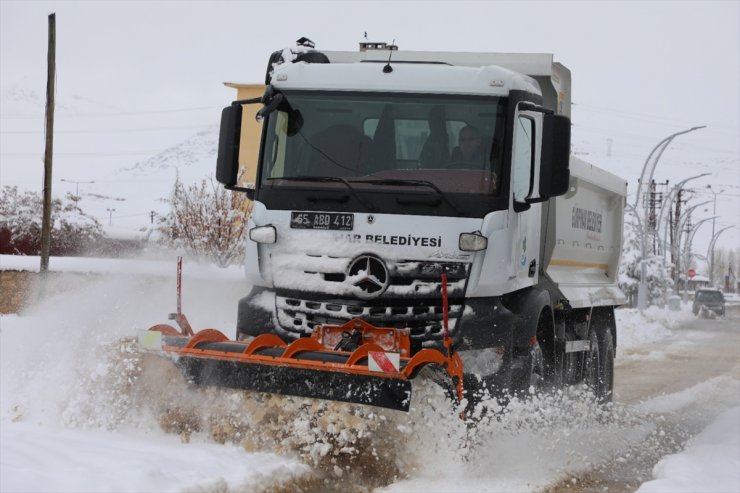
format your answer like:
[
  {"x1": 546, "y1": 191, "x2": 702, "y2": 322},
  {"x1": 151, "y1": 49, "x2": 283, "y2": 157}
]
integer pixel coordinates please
[{"x1": 688, "y1": 268, "x2": 696, "y2": 278}]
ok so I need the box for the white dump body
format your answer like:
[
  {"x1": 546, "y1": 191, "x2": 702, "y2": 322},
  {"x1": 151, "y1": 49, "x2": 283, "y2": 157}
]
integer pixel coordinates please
[{"x1": 544, "y1": 157, "x2": 627, "y2": 308}]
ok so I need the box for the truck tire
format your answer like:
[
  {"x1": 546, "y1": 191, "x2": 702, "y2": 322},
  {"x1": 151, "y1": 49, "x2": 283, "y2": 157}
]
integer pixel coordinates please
[
  {"x1": 582, "y1": 329, "x2": 601, "y2": 397},
  {"x1": 597, "y1": 328, "x2": 615, "y2": 403},
  {"x1": 510, "y1": 344, "x2": 546, "y2": 399},
  {"x1": 529, "y1": 343, "x2": 546, "y2": 394},
  {"x1": 561, "y1": 329, "x2": 579, "y2": 385}
]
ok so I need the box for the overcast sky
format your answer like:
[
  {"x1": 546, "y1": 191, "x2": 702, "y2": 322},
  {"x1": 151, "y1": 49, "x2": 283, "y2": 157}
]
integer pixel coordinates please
[
  {"x1": 1, "y1": 0, "x2": 738, "y2": 252},
  {"x1": 1, "y1": 1, "x2": 737, "y2": 120}
]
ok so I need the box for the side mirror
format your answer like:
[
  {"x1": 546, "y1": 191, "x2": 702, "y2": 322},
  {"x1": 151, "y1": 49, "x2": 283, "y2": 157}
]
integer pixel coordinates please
[
  {"x1": 216, "y1": 104, "x2": 243, "y2": 187},
  {"x1": 538, "y1": 113, "x2": 571, "y2": 199}
]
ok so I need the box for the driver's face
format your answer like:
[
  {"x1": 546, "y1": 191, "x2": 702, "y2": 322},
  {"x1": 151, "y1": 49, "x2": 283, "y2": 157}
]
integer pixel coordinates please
[{"x1": 459, "y1": 129, "x2": 480, "y2": 156}]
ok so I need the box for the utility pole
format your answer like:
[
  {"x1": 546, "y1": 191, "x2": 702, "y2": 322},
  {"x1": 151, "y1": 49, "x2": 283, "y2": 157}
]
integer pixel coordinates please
[
  {"x1": 40, "y1": 13, "x2": 56, "y2": 273},
  {"x1": 644, "y1": 179, "x2": 667, "y2": 255},
  {"x1": 671, "y1": 188, "x2": 684, "y2": 289},
  {"x1": 706, "y1": 184, "x2": 724, "y2": 285}
]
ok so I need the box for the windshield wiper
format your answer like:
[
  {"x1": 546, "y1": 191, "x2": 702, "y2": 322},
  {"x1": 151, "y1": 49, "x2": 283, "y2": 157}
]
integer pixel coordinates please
[
  {"x1": 352, "y1": 178, "x2": 463, "y2": 215},
  {"x1": 267, "y1": 176, "x2": 375, "y2": 211}
]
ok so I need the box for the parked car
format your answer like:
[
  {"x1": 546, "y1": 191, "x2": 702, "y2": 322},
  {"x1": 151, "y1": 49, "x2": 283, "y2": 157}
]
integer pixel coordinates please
[{"x1": 692, "y1": 288, "x2": 725, "y2": 317}]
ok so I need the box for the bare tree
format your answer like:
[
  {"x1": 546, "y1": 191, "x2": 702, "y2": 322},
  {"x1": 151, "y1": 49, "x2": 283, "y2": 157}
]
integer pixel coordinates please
[
  {"x1": 0, "y1": 186, "x2": 102, "y2": 255},
  {"x1": 159, "y1": 175, "x2": 252, "y2": 267}
]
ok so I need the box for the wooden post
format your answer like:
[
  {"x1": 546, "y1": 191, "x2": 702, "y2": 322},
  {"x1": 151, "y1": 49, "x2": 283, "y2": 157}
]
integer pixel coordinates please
[{"x1": 40, "y1": 13, "x2": 56, "y2": 273}]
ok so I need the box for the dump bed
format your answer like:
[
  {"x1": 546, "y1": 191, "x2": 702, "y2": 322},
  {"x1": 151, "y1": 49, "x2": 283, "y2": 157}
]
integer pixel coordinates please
[{"x1": 543, "y1": 157, "x2": 627, "y2": 308}]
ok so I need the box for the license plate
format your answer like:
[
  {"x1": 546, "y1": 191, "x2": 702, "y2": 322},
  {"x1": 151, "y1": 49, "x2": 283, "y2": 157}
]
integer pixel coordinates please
[{"x1": 290, "y1": 212, "x2": 354, "y2": 230}]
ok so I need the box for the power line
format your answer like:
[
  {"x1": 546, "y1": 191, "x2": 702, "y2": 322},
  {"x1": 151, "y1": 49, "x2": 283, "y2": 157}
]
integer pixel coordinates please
[
  {"x1": 573, "y1": 123, "x2": 740, "y2": 155},
  {"x1": 573, "y1": 101, "x2": 739, "y2": 135},
  {"x1": 1, "y1": 151, "x2": 161, "y2": 157},
  {"x1": 0, "y1": 105, "x2": 221, "y2": 119},
  {"x1": 0, "y1": 124, "x2": 216, "y2": 135}
]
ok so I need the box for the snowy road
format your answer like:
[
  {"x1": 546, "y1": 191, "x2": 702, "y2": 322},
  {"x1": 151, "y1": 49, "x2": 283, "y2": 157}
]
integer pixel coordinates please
[
  {"x1": 1, "y1": 267, "x2": 738, "y2": 493},
  {"x1": 545, "y1": 315, "x2": 740, "y2": 493}
]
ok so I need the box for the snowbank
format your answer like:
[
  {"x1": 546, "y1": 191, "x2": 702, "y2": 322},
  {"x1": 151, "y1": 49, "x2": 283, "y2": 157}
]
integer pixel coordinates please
[
  {"x1": 0, "y1": 422, "x2": 307, "y2": 493},
  {"x1": 615, "y1": 305, "x2": 693, "y2": 356},
  {"x1": 636, "y1": 406, "x2": 740, "y2": 493}
]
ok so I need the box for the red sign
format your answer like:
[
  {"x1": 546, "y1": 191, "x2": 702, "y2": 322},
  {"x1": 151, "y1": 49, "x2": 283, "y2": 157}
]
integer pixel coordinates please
[{"x1": 688, "y1": 268, "x2": 696, "y2": 278}]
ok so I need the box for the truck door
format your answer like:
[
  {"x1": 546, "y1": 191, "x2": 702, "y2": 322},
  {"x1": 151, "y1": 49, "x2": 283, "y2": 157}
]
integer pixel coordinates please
[{"x1": 509, "y1": 111, "x2": 541, "y2": 287}]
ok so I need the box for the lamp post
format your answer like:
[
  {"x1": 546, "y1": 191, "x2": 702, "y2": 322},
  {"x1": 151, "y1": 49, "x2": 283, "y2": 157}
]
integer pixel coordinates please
[
  {"x1": 625, "y1": 203, "x2": 648, "y2": 309},
  {"x1": 674, "y1": 200, "x2": 710, "y2": 292},
  {"x1": 61, "y1": 178, "x2": 95, "y2": 196},
  {"x1": 682, "y1": 216, "x2": 717, "y2": 302},
  {"x1": 634, "y1": 126, "x2": 706, "y2": 311},
  {"x1": 707, "y1": 226, "x2": 734, "y2": 288},
  {"x1": 657, "y1": 173, "x2": 711, "y2": 263},
  {"x1": 106, "y1": 208, "x2": 116, "y2": 226},
  {"x1": 706, "y1": 185, "x2": 725, "y2": 284}
]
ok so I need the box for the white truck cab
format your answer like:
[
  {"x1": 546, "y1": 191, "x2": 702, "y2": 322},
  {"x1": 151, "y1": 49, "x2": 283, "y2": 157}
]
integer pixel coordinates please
[{"x1": 216, "y1": 40, "x2": 626, "y2": 402}]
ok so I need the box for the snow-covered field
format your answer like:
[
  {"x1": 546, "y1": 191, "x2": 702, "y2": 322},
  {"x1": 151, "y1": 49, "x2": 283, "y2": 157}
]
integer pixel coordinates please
[{"x1": 1, "y1": 255, "x2": 739, "y2": 492}]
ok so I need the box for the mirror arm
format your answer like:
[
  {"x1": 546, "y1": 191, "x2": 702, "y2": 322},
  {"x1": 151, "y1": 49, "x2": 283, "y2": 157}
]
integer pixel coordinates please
[
  {"x1": 513, "y1": 200, "x2": 531, "y2": 213},
  {"x1": 225, "y1": 185, "x2": 255, "y2": 200},
  {"x1": 233, "y1": 97, "x2": 262, "y2": 105},
  {"x1": 518, "y1": 102, "x2": 554, "y2": 115}
]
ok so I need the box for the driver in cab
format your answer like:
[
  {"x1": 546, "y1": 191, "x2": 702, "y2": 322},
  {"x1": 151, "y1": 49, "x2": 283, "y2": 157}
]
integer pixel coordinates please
[{"x1": 451, "y1": 125, "x2": 486, "y2": 167}]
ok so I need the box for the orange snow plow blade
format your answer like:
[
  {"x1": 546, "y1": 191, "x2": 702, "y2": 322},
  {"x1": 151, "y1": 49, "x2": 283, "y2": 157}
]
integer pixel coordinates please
[{"x1": 140, "y1": 317, "x2": 464, "y2": 412}]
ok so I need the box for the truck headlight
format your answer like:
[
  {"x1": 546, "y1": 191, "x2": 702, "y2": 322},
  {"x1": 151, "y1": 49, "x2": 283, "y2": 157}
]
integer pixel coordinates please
[
  {"x1": 249, "y1": 225, "x2": 277, "y2": 244},
  {"x1": 459, "y1": 233, "x2": 487, "y2": 252}
]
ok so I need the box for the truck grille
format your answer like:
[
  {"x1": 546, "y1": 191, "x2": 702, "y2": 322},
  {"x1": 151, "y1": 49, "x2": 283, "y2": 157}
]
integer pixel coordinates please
[
  {"x1": 269, "y1": 257, "x2": 470, "y2": 344},
  {"x1": 275, "y1": 295, "x2": 464, "y2": 345}
]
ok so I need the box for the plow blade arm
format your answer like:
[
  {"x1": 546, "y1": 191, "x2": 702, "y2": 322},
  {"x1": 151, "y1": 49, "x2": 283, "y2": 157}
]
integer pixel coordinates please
[{"x1": 142, "y1": 319, "x2": 463, "y2": 413}]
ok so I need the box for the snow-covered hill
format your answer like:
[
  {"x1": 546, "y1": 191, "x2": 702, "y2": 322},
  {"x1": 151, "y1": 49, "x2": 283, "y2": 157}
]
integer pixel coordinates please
[{"x1": 0, "y1": 82, "x2": 221, "y2": 236}]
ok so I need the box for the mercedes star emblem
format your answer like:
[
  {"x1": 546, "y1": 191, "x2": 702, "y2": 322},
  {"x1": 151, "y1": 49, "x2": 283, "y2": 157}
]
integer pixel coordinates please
[{"x1": 347, "y1": 255, "x2": 389, "y2": 299}]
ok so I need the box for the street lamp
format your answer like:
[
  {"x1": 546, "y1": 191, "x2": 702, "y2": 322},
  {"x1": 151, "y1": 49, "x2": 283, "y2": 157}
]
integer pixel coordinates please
[
  {"x1": 633, "y1": 126, "x2": 706, "y2": 210},
  {"x1": 61, "y1": 178, "x2": 95, "y2": 196},
  {"x1": 706, "y1": 185, "x2": 725, "y2": 284},
  {"x1": 625, "y1": 203, "x2": 648, "y2": 309},
  {"x1": 681, "y1": 216, "x2": 717, "y2": 302},
  {"x1": 106, "y1": 208, "x2": 116, "y2": 226},
  {"x1": 707, "y1": 225, "x2": 735, "y2": 288},
  {"x1": 634, "y1": 126, "x2": 706, "y2": 311},
  {"x1": 675, "y1": 201, "x2": 710, "y2": 293},
  {"x1": 657, "y1": 173, "x2": 711, "y2": 263}
]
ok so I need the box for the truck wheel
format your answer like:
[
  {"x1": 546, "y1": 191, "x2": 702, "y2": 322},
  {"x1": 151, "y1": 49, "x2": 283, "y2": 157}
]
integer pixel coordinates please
[
  {"x1": 597, "y1": 328, "x2": 615, "y2": 403},
  {"x1": 561, "y1": 330, "x2": 579, "y2": 385},
  {"x1": 510, "y1": 344, "x2": 546, "y2": 399},
  {"x1": 582, "y1": 330, "x2": 601, "y2": 397},
  {"x1": 529, "y1": 343, "x2": 546, "y2": 394}
]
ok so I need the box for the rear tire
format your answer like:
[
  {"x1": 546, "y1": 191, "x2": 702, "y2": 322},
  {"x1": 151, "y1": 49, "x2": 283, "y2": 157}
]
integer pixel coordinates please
[
  {"x1": 582, "y1": 329, "x2": 601, "y2": 397},
  {"x1": 597, "y1": 328, "x2": 615, "y2": 403}
]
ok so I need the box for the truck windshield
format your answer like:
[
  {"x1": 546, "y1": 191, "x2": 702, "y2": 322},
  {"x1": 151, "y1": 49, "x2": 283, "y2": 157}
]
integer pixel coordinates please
[{"x1": 259, "y1": 91, "x2": 507, "y2": 195}]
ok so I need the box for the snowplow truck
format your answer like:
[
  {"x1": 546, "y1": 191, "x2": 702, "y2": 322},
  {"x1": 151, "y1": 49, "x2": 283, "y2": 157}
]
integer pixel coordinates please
[{"x1": 145, "y1": 40, "x2": 626, "y2": 412}]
